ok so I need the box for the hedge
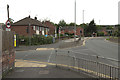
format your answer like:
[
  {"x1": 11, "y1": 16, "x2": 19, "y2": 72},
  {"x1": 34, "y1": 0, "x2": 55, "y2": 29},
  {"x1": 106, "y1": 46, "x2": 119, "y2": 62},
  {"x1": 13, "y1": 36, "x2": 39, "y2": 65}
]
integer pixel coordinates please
[{"x1": 18, "y1": 35, "x2": 53, "y2": 46}]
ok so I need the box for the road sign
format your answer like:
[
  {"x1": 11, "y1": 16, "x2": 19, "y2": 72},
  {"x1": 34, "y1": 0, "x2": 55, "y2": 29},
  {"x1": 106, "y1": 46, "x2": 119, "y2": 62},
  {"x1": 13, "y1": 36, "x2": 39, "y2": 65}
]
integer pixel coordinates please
[{"x1": 6, "y1": 20, "x2": 11, "y2": 28}]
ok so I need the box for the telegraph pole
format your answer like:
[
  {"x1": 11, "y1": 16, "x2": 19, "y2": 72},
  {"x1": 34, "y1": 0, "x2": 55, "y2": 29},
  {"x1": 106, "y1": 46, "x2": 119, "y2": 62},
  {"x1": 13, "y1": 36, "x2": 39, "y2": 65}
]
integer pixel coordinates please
[
  {"x1": 83, "y1": 10, "x2": 84, "y2": 23},
  {"x1": 29, "y1": 23, "x2": 31, "y2": 46},
  {"x1": 74, "y1": 0, "x2": 76, "y2": 41},
  {"x1": 82, "y1": 10, "x2": 85, "y2": 39}
]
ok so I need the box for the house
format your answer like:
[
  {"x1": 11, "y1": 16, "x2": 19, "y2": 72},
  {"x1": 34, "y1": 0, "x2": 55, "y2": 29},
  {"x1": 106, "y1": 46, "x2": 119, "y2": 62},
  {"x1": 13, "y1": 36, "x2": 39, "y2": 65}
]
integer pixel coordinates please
[
  {"x1": 61, "y1": 26, "x2": 84, "y2": 36},
  {"x1": 42, "y1": 21, "x2": 56, "y2": 36},
  {"x1": 11, "y1": 16, "x2": 49, "y2": 36},
  {"x1": 97, "y1": 25, "x2": 118, "y2": 36}
]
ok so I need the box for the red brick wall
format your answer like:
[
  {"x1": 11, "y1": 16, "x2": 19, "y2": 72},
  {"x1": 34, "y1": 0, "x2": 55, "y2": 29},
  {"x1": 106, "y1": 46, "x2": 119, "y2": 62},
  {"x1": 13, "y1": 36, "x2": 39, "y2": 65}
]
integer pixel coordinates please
[
  {"x1": 11, "y1": 26, "x2": 35, "y2": 36},
  {"x1": 43, "y1": 21, "x2": 55, "y2": 35},
  {"x1": 76, "y1": 27, "x2": 84, "y2": 36},
  {"x1": 61, "y1": 27, "x2": 84, "y2": 36}
]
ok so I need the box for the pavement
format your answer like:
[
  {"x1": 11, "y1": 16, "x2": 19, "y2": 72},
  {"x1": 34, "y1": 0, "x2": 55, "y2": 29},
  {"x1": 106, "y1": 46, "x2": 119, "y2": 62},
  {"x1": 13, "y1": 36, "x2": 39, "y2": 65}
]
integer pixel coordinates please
[{"x1": 4, "y1": 65, "x2": 92, "y2": 78}]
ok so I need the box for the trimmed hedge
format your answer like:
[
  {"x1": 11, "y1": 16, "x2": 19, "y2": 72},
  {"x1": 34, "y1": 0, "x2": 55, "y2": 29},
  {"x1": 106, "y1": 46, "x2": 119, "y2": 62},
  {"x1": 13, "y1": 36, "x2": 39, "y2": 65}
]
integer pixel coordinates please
[
  {"x1": 97, "y1": 32, "x2": 104, "y2": 36},
  {"x1": 18, "y1": 35, "x2": 53, "y2": 46}
]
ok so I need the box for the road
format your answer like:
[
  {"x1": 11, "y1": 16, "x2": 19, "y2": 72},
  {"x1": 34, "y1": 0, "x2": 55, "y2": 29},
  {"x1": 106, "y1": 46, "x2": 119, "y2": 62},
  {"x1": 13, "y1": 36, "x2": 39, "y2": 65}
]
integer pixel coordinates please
[{"x1": 4, "y1": 37, "x2": 118, "y2": 78}]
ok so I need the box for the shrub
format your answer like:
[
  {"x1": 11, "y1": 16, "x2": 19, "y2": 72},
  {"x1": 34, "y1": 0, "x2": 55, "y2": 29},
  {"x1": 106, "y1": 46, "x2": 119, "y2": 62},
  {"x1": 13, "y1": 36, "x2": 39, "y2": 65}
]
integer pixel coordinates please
[
  {"x1": 18, "y1": 35, "x2": 53, "y2": 46},
  {"x1": 97, "y1": 32, "x2": 104, "y2": 36}
]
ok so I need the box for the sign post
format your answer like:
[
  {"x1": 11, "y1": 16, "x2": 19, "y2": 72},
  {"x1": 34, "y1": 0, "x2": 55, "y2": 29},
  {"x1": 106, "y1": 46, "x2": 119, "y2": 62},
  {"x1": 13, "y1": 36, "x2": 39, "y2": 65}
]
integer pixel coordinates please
[{"x1": 6, "y1": 20, "x2": 11, "y2": 31}]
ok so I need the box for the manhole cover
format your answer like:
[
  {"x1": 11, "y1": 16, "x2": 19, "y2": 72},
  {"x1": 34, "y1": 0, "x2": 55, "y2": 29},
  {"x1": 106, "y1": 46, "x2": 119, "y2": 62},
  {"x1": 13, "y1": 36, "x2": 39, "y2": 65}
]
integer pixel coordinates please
[{"x1": 39, "y1": 70, "x2": 49, "y2": 74}]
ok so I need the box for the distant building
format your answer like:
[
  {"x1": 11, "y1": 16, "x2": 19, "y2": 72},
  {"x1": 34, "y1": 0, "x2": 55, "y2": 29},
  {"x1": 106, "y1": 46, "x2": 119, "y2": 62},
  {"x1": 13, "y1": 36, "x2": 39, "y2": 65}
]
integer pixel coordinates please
[
  {"x1": 61, "y1": 26, "x2": 84, "y2": 36},
  {"x1": 11, "y1": 16, "x2": 49, "y2": 36},
  {"x1": 42, "y1": 21, "x2": 56, "y2": 36},
  {"x1": 97, "y1": 25, "x2": 118, "y2": 36}
]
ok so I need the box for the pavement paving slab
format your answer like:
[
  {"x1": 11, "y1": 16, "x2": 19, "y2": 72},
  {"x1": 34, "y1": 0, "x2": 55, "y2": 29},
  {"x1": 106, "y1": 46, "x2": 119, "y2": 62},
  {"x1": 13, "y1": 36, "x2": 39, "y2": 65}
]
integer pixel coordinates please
[{"x1": 4, "y1": 65, "x2": 92, "y2": 78}]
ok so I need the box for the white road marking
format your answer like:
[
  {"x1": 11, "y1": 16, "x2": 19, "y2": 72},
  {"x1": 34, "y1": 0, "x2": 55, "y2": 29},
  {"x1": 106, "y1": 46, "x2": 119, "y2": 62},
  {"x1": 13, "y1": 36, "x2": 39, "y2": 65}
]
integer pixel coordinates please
[{"x1": 47, "y1": 50, "x2": 53, "y2": 63}]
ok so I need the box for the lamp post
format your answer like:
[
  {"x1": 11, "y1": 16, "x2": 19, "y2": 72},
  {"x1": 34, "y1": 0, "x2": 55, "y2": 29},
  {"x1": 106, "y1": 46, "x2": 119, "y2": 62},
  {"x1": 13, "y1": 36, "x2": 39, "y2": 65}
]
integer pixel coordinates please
[
  {"x1": 74, "y1": 0, "x2": 76, "y2": 42},
  {"x1": 59, "y1": 26, "x2": 62, "y2": 42},
  {"x1": 29, "y1": 23, "x2": 31, "y2": 46}
]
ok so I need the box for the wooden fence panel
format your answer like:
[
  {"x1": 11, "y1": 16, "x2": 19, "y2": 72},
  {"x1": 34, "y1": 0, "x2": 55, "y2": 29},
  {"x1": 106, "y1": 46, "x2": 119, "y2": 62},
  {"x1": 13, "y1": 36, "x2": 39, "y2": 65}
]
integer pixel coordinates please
[{"x1": 2, "y1": 31, "x2": 15, "y2": 76}]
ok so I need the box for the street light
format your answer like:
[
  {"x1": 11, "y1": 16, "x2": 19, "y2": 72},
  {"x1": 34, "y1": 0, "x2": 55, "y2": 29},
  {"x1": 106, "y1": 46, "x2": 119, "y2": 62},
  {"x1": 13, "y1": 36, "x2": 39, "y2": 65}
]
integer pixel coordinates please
[
  {"x1": 74, "y1": 0, "x2": 76, "y2": 42},
  {"x1": 59, "y1": 26, "x2": 62, "y2": 42}
]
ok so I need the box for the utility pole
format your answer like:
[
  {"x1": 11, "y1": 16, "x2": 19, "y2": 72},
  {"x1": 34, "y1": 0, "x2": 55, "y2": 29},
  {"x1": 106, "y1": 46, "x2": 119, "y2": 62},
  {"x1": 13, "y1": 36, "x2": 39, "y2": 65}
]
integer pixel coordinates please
[
  {"x1": 29, "y1": 23, "x2": 31, "y2": 46},
  {"x1": 83, "y1": 10, "x2": 84, "y2": 23},
  {"x1": 82, "y1": 10, "x2": 85, "y2": 39},
  {"x1": 59, "y1": 26, "x2": 61, "y2": 42},
  {"x1": 74, "y1": 0, "x2": 76, "y2": 42}
]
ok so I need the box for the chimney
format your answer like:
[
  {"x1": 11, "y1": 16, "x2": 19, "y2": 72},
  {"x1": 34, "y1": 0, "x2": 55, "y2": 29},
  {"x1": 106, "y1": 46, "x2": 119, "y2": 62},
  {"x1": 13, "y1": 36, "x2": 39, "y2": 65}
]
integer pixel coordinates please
[
  {"x1": 28, "y1": 15, "x2": 30, "y2": 18},
  {"x1": 35, "y1": 17, "x2": 37, "y2": 20}
]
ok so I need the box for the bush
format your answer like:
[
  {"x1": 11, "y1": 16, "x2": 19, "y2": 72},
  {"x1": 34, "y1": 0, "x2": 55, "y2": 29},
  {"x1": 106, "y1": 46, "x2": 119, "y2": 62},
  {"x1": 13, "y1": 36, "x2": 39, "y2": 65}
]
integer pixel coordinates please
[
  {"x1": 97, "y1": 32, "x2": 104, "y2": 36},
  {"x1": 18, "y1": 35, "x2": 53, "y2": 46}
]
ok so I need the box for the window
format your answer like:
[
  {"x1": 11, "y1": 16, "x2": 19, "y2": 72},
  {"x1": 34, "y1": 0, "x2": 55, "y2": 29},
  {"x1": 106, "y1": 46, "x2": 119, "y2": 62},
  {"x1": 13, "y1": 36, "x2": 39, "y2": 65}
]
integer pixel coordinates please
[
  {"x1": 36, "y1": 26, "x2": 39, "y2": 30},
  {"x1": 40, "y1": 27, "x2": 41, "y2": 31},
  {"x1": 33, "y1": 26, "x2": 36, "y2": 30}
]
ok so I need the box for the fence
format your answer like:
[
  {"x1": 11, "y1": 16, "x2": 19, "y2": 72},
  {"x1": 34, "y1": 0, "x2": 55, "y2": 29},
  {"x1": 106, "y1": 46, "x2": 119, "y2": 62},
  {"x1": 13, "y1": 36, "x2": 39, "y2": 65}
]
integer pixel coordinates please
[
  {"x1": 54, "y1": 50, "x2": 119, "y2": 79},
  {"x1": 1, "y1": 30, "x2": 15, "y2": 76}
]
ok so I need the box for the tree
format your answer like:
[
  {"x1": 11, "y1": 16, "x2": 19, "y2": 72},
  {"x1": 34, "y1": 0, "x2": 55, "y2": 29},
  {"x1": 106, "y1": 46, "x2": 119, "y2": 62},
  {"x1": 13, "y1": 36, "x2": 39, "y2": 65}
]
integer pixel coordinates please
[
  {"x1": 82, "y1": 20, "x2": 97, "y2": 36},
  {"x1": 58, "y1": 20, "x2": 67, "y2": 27},
  {"x1": 68, "y1": 22, "x2": 75, "y2": 26}
]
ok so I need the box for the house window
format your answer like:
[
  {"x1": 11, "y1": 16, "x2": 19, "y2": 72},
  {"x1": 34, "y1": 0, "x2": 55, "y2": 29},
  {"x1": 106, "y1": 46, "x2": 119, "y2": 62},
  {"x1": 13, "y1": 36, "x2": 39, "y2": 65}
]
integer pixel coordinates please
[
  {"x1": 42, "y1": 27, "x2": 44, "y2": 31},
  {"x1": 33, "y1": 26, "x2": 36, "y2": 30},
  {"x1": 37, "y1": 26, "x2": 39, "y2": 30},
  {"x1": 40, "y1": 27, "x2": 41, "y2": 31}
]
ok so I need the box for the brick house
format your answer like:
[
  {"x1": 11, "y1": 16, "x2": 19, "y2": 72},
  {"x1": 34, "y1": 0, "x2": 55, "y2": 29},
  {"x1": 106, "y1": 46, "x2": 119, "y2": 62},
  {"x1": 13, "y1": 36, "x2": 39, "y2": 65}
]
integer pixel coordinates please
[
  {"x1": 61, "y1": 26, "x2": 84, "y2": 36},
  {"x1": 42, "y1": 21, "x2": 56, "y2": 36},
  {"x1": 98, "y1": 25, "x2": 118, "y2": 36},
  {"x1": 11, "y1": 16, "x2": 49, "y2": 36}
]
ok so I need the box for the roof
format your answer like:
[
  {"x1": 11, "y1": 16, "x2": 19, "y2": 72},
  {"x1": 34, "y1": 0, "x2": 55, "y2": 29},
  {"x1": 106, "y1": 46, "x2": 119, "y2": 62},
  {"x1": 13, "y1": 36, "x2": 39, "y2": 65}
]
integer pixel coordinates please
[{"x1": 12, "y1": 17, "x2": 48, "y2": 28}]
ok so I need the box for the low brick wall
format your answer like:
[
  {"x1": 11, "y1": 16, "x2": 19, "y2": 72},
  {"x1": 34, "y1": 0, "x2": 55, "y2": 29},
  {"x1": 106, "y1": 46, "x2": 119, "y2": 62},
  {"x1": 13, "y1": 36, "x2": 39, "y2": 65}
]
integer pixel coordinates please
[{"x1": 59, "y1": 39, "x2": 83, "y2": 49}]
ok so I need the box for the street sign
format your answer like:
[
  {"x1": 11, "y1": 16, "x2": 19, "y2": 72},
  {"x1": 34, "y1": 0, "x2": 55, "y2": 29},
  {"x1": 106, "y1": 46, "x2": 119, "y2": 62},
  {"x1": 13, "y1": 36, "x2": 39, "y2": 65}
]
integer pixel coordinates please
[{"x1": 6, "y1": 20, "x2": 11, "y2": 28}]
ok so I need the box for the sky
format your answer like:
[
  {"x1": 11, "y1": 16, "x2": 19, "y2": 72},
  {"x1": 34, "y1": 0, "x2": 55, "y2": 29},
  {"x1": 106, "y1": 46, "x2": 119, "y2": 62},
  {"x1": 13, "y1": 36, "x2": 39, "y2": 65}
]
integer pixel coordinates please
[{"x1": 0, "y1": 0, "x2": 119, "y2": 25}]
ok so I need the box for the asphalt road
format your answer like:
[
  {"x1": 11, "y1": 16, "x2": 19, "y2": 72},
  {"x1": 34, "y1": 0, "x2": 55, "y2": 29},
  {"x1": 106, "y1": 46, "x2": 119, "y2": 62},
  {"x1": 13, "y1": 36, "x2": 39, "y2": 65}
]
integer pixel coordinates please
[
  {"x1": 62, "y1": 37, "x2": 119, "y2": 68},
  {"x1": 65, "y1": 37, "x2": 118, "y2": 60}
]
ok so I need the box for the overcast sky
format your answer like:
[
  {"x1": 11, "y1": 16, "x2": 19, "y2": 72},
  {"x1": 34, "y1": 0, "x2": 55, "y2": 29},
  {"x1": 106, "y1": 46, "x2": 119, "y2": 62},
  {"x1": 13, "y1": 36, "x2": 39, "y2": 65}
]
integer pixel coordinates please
[{"x1": 0, "y1": 0, "x2": 119, "y2": 25}]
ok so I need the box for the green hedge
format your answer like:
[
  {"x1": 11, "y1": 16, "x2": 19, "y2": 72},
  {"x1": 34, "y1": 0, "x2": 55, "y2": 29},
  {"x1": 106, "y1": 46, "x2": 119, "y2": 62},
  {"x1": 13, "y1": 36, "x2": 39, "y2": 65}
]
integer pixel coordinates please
[
  {"x1": 18, "y1": 35, "x2": 53, "y2": 46},
  {"x1": 97, "y1": 32, "x2": 104, "y2": 36}
]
